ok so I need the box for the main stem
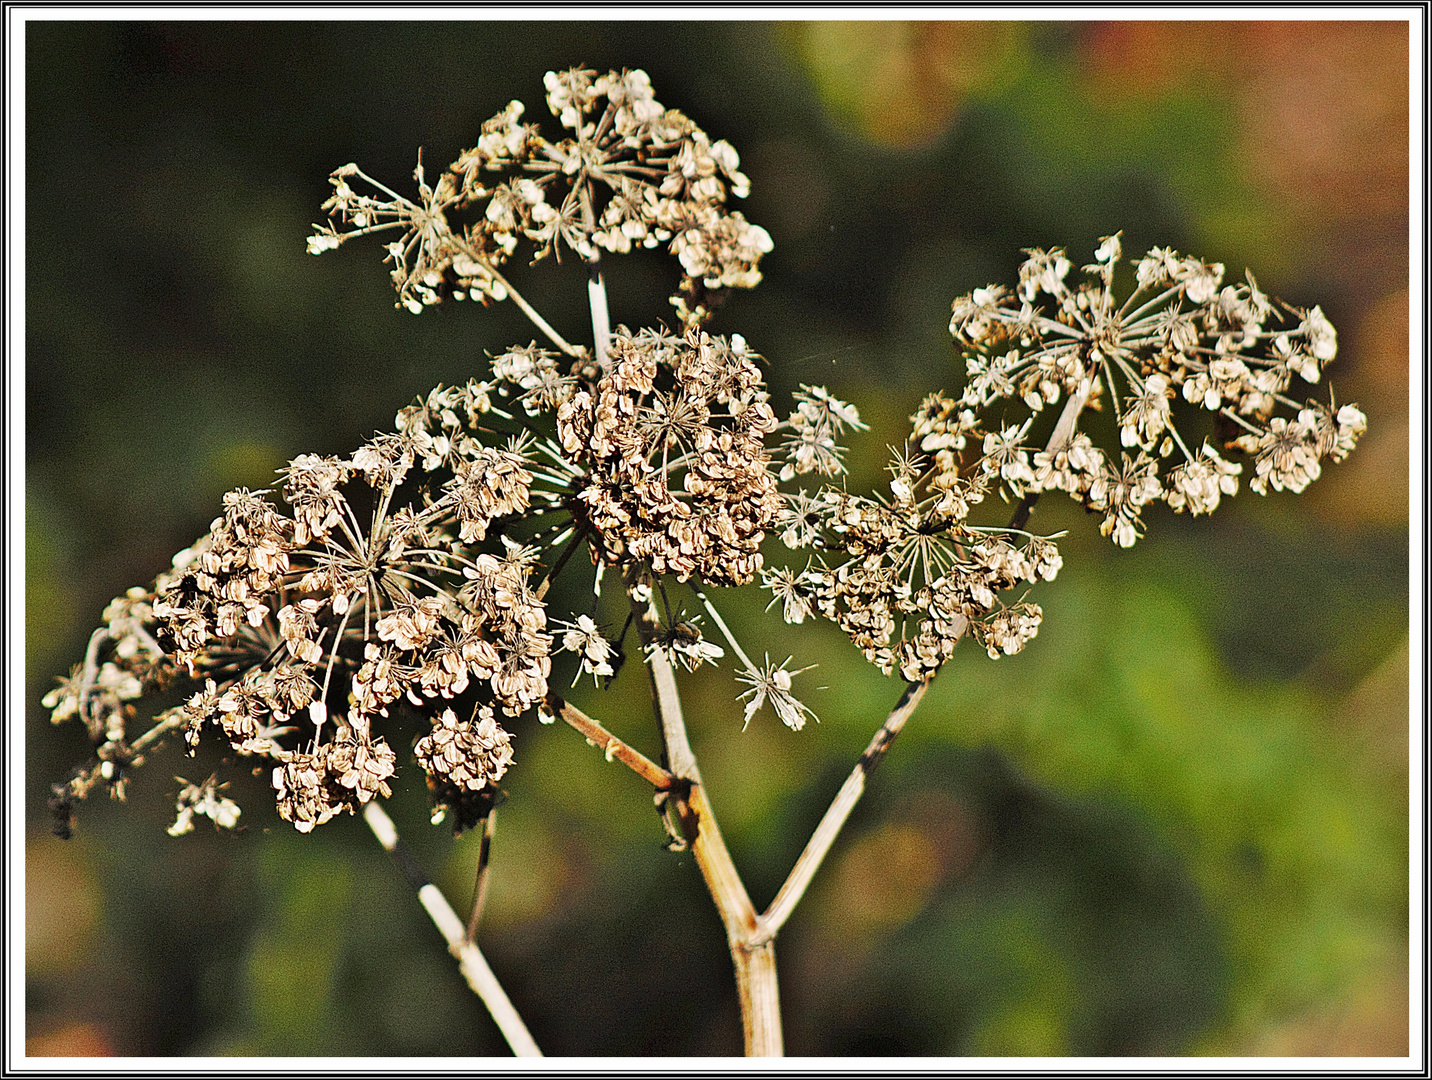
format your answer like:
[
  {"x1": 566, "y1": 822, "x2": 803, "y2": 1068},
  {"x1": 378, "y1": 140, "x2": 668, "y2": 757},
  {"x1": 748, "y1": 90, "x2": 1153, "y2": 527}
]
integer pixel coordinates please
[
  {"x1": 583, "y1": 240, "x2": 782, "y2": 1052},
  {"x1": 631, "y1": 590, "x2": 783, "y2": 1056},
  {"x1": 586, "y1": 261, "x2": 783, "y2": 1054}
]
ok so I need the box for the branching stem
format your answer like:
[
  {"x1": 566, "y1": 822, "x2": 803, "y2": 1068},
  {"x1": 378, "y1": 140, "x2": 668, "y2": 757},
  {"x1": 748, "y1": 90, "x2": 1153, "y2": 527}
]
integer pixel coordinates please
[
  {"x1": 361, "y1": 802, "x2": 541, "y2": 1057},
  {"x1": 548, "y1": 694, "x2": 673, "y2": 789}
]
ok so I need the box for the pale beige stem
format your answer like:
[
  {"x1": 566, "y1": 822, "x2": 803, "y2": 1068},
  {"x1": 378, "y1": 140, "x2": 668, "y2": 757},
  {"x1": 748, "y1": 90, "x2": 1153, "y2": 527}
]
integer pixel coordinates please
[
  {"x1": 630, "y1": 592, "x2": 783, "y2": 1055},
  {"x1": 588, "y1": 268, "x2": 611, "y2": 370},
  {"x1": 362, "y1": 802, "x2": 542, "y2": 1057},
  {"x1": 754, "y1": 679, "x2": 929, "y2": 945},
  {"x1": 734, "y1": 939, "x2": 783, "y2": 1057},
  {"x1": 579, "y1": 184, "x2": 611, "y2": 370},
  {"x1": 550, "y1": 694, "x2": 674, "y2": 789},
  {"x1": 680, "y1": 767, "x2": 782, "y2": 1055}
]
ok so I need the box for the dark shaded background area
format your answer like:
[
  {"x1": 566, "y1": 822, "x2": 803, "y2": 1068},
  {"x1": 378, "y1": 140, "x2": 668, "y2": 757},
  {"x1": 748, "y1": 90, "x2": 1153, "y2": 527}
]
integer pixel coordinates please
[{"x1": 25, "y1": 19, "x2": 1410, "y2": 1058}]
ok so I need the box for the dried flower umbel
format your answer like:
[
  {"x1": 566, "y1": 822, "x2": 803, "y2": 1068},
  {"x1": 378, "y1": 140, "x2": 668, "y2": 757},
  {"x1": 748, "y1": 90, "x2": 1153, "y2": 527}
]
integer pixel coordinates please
[
  {"x1": 765, "y1": 439, "x2": 1060, "y2": 682},
  {"x1": 557, "y1": 327, "x2": 783, "y2": 586},
  {"x1": 942, "y1": 234, "x2": 1365, "y2": 545},
  {"x1": 47, "y1": 394, "x2": 557, "y2": 833},
  {"x1": 308, "y1": 67, "x2": 771, "y2": 327}
]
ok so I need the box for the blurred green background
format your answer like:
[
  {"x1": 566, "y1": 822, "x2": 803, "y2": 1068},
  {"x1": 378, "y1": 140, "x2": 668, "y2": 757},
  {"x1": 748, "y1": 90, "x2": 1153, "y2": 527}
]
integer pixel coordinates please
[{"x1": 25, "y1": 19, "x2": 1411, "y2": 1058}]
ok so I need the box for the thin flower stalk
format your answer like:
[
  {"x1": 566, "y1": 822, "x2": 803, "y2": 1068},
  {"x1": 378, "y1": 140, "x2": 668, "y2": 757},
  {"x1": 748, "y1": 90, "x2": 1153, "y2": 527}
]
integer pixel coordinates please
[
  {"x1": 754, "y1": 678, "x2": 929, "y2": 944},
  {"x1": 362, "y1": 802, "x2": 541, "y2": 1058},
  {"x1": 547, "y1": 694, "x2": 673, "y2": 789},
  {"x1": 464, "y1": 809, "x2": 497, "y2": 944}
]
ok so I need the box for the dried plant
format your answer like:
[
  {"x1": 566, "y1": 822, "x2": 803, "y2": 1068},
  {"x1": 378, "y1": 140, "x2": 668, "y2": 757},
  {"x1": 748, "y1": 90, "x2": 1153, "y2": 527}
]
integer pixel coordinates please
[{"x1": 44, "y1": 68, "x2": 1363, "y2": 1058}]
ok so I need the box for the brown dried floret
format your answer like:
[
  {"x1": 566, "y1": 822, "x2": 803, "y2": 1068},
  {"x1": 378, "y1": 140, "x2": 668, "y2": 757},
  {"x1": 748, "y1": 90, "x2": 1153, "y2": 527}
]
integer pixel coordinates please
[
  {"x1": 766, "y1": 439, "x2": 1059, "y2": 682},
  {"x1": 272, "y1": 714, "x2": 396, "y2": 834},
  {"x1": 413, "y1": 705, "x2": 515, "y2": 795}
]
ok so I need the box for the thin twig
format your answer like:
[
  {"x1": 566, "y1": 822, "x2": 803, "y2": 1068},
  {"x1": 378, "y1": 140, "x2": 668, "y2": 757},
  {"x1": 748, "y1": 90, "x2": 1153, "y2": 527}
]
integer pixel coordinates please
[
  {"x1": 690, "y1": 584, "x2": 759, "y2": 675},
  {"x1": 534, "y1": 528, "x2": 586, "y2": 603},
  {"x1": 76, "y1": 627, "x2": 110, "y2": 731},
  {"x1": 453, "y1": 236, "x2": 582, "y2": 360},
  {"x1": 548, "y1": 693, "x2": 674, "y2": 789},
  {"x1": 753, "y1": 678, "x2": 930, "y2": 945},
  {"x1": 464, "y1": 808, "x2": 495, "y2": 945},
  {"x1": 362, "y1": 802, "x2": 542, "y2": 1057}
]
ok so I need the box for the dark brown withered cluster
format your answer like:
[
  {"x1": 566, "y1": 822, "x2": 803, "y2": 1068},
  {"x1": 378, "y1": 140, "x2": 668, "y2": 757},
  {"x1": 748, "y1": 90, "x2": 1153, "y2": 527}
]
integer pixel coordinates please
[{"x1": 557, "y1": 327, "x2": 783, "y2": 587}]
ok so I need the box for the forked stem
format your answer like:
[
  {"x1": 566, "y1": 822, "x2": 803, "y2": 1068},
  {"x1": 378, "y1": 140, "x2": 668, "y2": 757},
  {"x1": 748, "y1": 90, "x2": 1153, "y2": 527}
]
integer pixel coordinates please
[
  {"x1": 629, "y1": 591, "x2": 783, "y2": 1056},
  {"x1": 362, "y1": 802, "x2": 541, "y2": 1057}
]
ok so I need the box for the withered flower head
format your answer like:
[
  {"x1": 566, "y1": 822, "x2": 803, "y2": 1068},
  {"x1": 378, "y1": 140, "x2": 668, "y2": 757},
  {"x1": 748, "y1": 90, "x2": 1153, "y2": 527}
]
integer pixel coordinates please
[
  {"x1": 308, "y1": 67, "x2": 771, "y2": 325},
  {"x1": 557, "y1": 327, "x2": 783, "y2": 587},
  {"x1": 765, "y1": 433, "x2": 1059, "y2": 682},
  {"x1": 946, "y1": 234, "x2": 1364, "y2": 545},
  {"x1": 48, "y1": 400, "x2": 556, "y2": 832}
]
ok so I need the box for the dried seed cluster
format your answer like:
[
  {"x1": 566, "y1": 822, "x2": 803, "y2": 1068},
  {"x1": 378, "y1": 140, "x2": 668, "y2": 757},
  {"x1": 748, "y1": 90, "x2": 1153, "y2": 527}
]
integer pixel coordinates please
[
  {"x1": 557, "y1": 327, "x2": 783, "y2": 587},
  {"x1": 48, "y1": 394, "x2": 555, "y2": 835},
  {"x1": 945, "y1": 234, "x2": 1365, "y2": 545},
  {"x1": 767, "y1": 442, "x2": 1061, "y2": 682},
  {"x1": 308, "y1": 67, "x2": 771, "y2": 325},
  {"x1": 413, "y1": 705, "x2": 516, "y2": 828}
]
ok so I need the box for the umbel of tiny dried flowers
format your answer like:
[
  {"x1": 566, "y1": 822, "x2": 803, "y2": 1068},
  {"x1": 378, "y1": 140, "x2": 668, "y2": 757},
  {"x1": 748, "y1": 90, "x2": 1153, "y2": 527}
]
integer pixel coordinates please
[
  {"x1": 939, "y1": 234, "x2": 1365, "y2": 546},
  {"x1": 47, "y1": 386, "x2": 555, "y2": 836},
  {"x1": 45, "y1": 317, "x2": 886, "y2": 833},
  {"x1": 556, "y1": 327, "x2": 784, "y2": 587},
  {"x1": 765, "y1": 440, "x2": 1062, "y2": 683},
  {"x1": 307, "y1": 67, "x2": 772, "y2": 327}
]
